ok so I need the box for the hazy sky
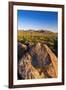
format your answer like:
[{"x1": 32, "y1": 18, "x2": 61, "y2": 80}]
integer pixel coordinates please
[{"x1": 17, "y1": 10, "x2": 58, "y2": 32}]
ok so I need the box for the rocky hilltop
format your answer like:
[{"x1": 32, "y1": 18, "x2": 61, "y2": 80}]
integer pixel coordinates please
[{"x1": 18, "y1": 42, "x2": 58, "y2": 79}]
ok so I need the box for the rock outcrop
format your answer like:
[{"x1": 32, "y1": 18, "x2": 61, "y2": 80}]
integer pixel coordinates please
[
  {"x1": 18, "y1": 42, "x2": 27, "y2": 61},
  {"x1": 18, "y1": 42, "x2": 58, "y2": 79},
  {"x1": 18, "y1": 53, "x2": 41, "y2": 79},
  {"x1": 44, "y1": 44, "x2": 58, "y2": 77}
]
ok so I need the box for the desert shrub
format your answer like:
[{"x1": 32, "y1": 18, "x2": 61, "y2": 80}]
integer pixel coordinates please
[
  {"x1": 17, "y1": 31, "x2": 58, "y2": 56},
  {"x1": 53, "y1": 37, "x2": 58, "y2": 56},
  {"x1": 32, "y1": 38, "x2": 38, "y2": 44},
  {"x1": 21, "y1": 36, "x2": 28, "y2": 44}
]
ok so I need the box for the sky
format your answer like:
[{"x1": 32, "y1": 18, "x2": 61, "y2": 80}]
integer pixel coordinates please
[{"x1": 17, "y1": 10, "x2": 58, "y2": 32}]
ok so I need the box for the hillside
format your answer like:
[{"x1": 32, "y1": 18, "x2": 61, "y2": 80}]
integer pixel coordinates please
[
  {"x1": 17, "y1": 30, "x2": 58, "y2": 56},
  {"x1": 17, "y1": 30, "x2": 58, "y2": 79}
]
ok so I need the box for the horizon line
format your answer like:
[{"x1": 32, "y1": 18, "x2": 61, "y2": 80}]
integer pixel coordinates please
[{"x1": 17, "y1": 29, "x2": 58, "y2": 33}]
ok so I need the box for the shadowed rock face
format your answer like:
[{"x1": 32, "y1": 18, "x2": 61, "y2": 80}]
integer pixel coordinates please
[
  {"x1": 18, "y1": 42, "x2": 58, "y2": 79},
  {"x1": 18, "y1": 42, "x2": 27, "y2": 61},
  {"x1": 30, "y1": 43, "x2": 51, "y2": 68}
]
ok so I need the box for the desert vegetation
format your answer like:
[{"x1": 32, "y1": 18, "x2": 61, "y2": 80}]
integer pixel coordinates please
[{"x1": 17, "y1": 30, "x2": 58, "y2": 79}]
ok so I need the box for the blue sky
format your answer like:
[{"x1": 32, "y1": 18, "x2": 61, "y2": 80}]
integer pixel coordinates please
[{"x1": 17, "y1": 10, "x2": 58, "y2": 32}]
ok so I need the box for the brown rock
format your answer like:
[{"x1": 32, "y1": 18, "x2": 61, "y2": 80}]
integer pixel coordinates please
[{"x1": 18, "y1": 42, "x2": 58, "y2": 79}]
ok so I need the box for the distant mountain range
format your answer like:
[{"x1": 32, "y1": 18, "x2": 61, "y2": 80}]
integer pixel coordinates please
[{"x1": 18, "y1": 29, "x2": 57, "y2": 34}]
